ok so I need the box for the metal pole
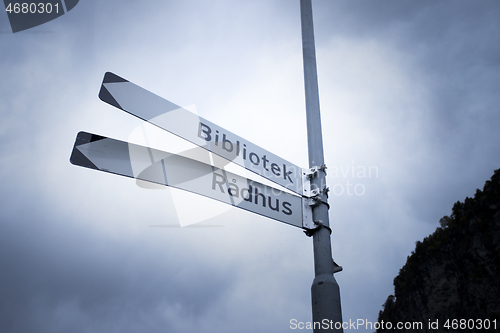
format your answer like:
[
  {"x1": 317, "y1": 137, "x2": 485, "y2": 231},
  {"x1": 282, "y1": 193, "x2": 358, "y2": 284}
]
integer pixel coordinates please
[{"x1": 300, "y1": 0, "x2": 343, "y2": 331}]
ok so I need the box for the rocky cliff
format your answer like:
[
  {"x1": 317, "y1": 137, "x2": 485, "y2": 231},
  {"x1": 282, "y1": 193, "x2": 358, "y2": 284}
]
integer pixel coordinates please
[{"x1": 377, "y1": 169, "x2": 500, "y2": 332}]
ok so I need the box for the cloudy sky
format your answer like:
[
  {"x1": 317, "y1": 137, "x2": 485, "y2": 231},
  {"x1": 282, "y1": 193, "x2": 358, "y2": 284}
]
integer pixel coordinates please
[{"x1": 1, "y1": 0, "x2": 499, "y2": 332}]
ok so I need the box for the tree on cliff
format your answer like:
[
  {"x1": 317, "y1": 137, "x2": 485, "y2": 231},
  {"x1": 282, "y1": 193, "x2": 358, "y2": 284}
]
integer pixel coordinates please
[{"x1": 377, "y1": 169, "x2": 500, "y2": 332}]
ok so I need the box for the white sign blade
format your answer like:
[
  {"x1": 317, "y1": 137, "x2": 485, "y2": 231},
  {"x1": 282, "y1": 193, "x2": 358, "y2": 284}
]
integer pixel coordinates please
[
  {"x1": 70, "y1": 131, "x2": 303, "y2": 228},
  {"x1": 98, "y1": 72, "x2": 303, "y2": 195}
]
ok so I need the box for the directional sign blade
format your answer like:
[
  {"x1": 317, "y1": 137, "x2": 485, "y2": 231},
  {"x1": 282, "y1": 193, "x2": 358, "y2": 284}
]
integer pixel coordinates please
[
  {"x1": 98, "y1": 72, "x2": 303, "y2": 195},
  {"x1": 70, "y1": 131, "x2": 303, "y2": 228}
]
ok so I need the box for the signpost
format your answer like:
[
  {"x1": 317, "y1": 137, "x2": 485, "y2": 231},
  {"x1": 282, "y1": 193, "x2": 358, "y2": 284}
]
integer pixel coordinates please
[
  {"x1": 70, "y1": 0, "x2": 342, "y2": 331},
  {"x1": 300, "y1": 0, "x2": 343, "y2": 331}
]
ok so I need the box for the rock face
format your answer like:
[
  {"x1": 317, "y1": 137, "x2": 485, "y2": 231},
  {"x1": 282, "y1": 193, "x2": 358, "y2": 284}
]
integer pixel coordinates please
[{"x1": 377, "y1": 169, "x2": 500, "y2": 332}]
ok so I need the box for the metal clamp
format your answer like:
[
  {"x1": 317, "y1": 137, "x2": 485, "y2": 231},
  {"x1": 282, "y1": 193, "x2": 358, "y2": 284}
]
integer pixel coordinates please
[
  {"x1": 302, "y1": 165, "x2": 328, "y2": 195},
  {"x1": 302, "y1": 197, "x2": 330, "y2": 236},
  {"x1": 302, "y1": 168, "x2": 315, "y2": 198},
  {"x1": 303, "y1": 221, "x2": 323, "y2": 237},
  {"x1": 302, "y1": 166, "x2": 330, "y2": 206},
  {"x1": 302, "y1": 197, "x2": 317, "y2": 231},
  {"x1": 318, "y1": 164, "x2": 327, "y2": 176},
  {"x1": 301, "y1": 165, "x2": 331, "y2": 235}
]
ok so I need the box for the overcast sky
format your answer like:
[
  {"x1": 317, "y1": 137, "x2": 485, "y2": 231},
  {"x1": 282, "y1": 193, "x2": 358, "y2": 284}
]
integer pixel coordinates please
[{"x1": 1, "y1": 1, "x2": 499, "y2": 332}]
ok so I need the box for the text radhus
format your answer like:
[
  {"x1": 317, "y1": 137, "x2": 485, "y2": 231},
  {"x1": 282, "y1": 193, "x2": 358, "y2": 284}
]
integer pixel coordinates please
[{"x1": 211, "y1": 171, "x2": 293, "y2": 216}]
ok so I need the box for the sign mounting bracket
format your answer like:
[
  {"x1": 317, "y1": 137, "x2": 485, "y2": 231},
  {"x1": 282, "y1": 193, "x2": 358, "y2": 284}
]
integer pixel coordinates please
[{"x1": 301, "y1": 166, "x2": 330, "y2": 236}]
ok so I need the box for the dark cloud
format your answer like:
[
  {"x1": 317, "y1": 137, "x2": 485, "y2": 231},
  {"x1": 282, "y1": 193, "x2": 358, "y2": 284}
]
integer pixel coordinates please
[
  {"x1": 1, "y1": 1, "x2": 500, "y2": 332},
  {"x1": 0, "y1": 200, "x2": 236, "y2": 333}
]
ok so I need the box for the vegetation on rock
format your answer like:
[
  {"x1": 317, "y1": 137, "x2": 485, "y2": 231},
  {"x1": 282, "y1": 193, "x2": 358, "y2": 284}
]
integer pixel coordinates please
[{"x1": 377, "y1": 169, "x2": 500, "y2": 332}]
